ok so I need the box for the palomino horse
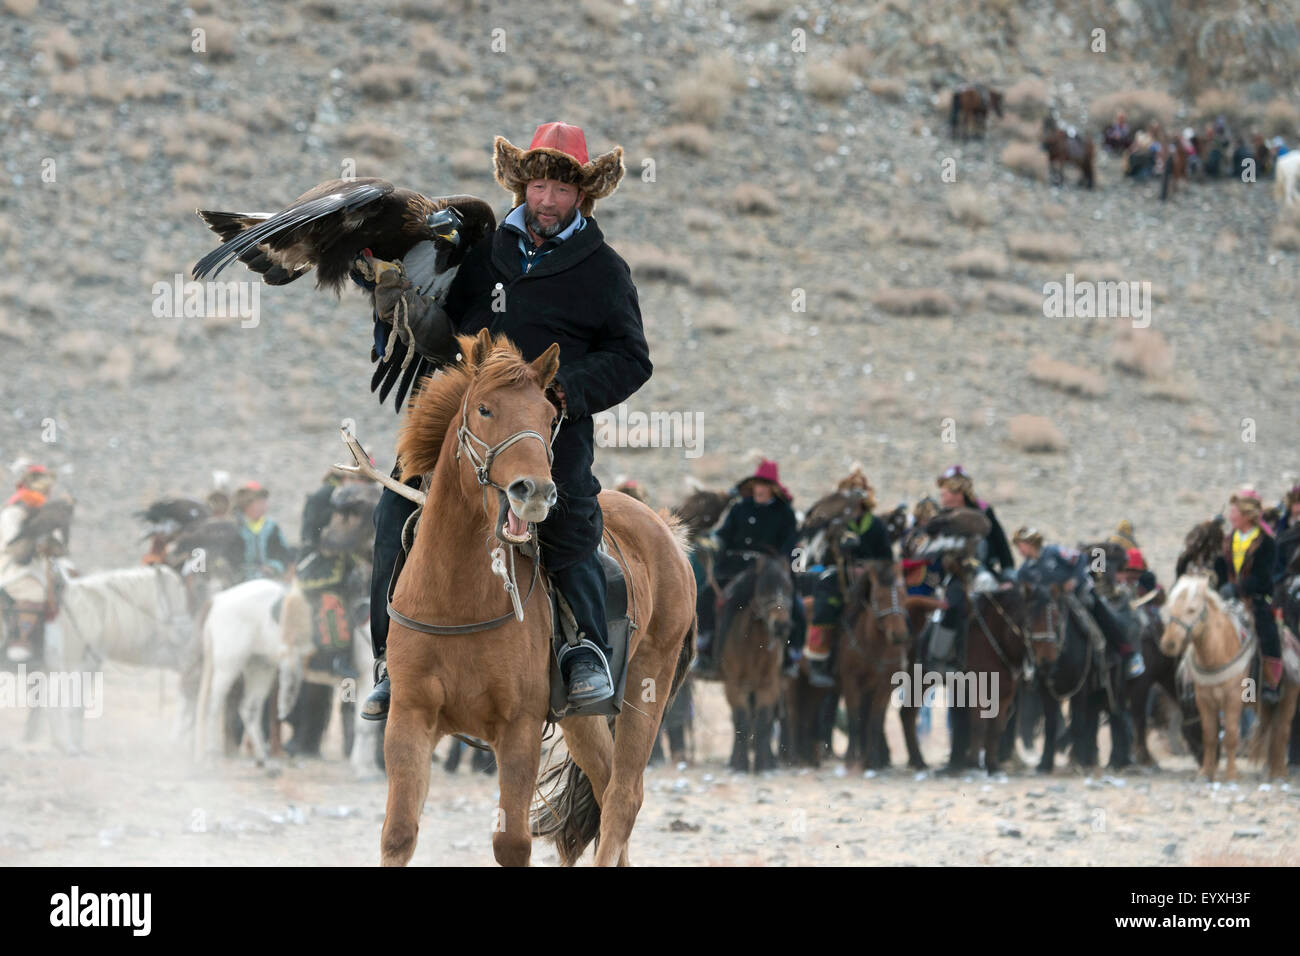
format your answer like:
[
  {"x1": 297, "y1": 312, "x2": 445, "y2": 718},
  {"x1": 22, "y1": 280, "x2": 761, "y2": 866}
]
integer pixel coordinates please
[
  {"x1": 1042, "y1": 116, "x2": 1095, "y2": 188},
  {"x1": 950, "y1": 84, "x2": 1003, "y2": 140},
  {"x1": 837, "y1": 561, "x2": 911, "y2": 771},
  {"x1": 379, "y1": 330, "x2": 695, "y2": 867},
  {"x1": 718, "y1": 552, "x2": 793, "y2": 773},
  {"x1": 1159, "y1": 574, "x2": 1299, "y2": 781},
  {"x1": 39, "y1": 563, "x2": 193, "y2": 752}
]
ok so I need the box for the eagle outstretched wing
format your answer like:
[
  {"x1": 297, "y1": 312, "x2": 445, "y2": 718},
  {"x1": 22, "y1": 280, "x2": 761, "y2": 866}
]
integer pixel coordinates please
[
  {"x1": 193, "y1": 178, "x2": 496, "y2": 411},
  {"x1": 193, "y1": 178, "x2": 495, "y2": 294}
]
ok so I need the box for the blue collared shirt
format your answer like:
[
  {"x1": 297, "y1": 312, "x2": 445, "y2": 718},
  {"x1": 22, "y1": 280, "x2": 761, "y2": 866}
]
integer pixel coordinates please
[{"x1": 501, "y1": 203, "x2": 586, "y2": 274}]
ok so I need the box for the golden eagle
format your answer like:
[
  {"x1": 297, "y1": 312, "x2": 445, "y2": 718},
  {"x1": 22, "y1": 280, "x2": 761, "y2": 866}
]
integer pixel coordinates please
[
  {"x1": 919, "y1": 506, "x2": 992, "y2": 559},
  {"x1": 135, "y1": 497, "x2": 210, "y2": 538},
  {"x1": 8, "y1": 497, "x2": 75, "y2": 559},
  {"x1": 193, "y1": 179, "x2": 496, "y2": 410}
]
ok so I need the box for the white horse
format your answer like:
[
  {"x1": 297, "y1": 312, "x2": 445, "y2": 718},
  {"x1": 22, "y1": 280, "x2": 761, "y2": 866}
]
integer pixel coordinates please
[
  {"x1": 1277, "y1": 150, "x2": 1300, "y2": 211},
  {"x1": 38, "y1": 564, "x2": 193, "y2": 752},
  {"x1": 193, "y1": 578, "x2": 378, "y2": 776}
]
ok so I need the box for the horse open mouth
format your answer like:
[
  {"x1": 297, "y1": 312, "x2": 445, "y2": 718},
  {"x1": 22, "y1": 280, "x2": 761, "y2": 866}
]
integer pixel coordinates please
[{"x1": 495, "y1": 491, "x2": 533, "y2": 545}]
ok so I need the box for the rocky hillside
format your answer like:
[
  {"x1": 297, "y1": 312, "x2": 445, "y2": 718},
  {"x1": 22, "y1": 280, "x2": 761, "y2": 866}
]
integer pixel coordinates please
[{"x1": 2, "y1": 0, "x2": 1298, "y2": 577}]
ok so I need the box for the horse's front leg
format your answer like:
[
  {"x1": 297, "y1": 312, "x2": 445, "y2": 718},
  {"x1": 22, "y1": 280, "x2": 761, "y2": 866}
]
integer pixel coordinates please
[
  {"x1": 1222, "y1": 693, "x2": 1241, "y2": 782},
  {"x1": 380, "y1": 676, "x2": 445, "y2": 866},
  {"x1": 1196, "y1": 692, "x2": 1218, "y2": 782},
  {"x1": 492, "y1": 719, "x2": 544, "y2": 867}
]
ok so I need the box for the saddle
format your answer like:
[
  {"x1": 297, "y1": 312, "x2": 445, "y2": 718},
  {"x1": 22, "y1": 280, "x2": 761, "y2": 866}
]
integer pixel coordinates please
[{"x1": 547, "y1": 545, "x2": 631, "y2": 722}]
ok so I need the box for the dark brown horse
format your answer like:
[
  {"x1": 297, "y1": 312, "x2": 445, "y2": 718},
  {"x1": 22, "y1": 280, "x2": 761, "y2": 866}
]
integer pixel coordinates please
[
  {"x1": 1042, "y1": 116, "x2": 1095, "y2": 189},
  {"x1": 837, "y1": 562, "x2": 914, "y2": 770},
  {"x1": 947, "y1": 586, "x2": 1031, "y2": 774},
  {"x1": 719, "y1": 552, "x2": 794, "y2": 772},
  {"x1": 950, "y1": 84, "x2": 1004, "y2": 140}
]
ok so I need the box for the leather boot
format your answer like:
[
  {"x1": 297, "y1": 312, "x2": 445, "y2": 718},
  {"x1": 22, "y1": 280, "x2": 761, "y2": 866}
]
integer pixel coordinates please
[{"x1": 361, "y1": 657, "x2": 389, "y2": 721}]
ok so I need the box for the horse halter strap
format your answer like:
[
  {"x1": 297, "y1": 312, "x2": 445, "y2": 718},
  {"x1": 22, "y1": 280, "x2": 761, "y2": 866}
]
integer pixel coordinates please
[
  {"x1": 454, "y1": 386, "x2": 561, "y2": 491},
  {"x1": 1168, "y1": 602, "x2": 1207, "y2": 657},
  {"x1": 870, "y1": 577, "x2": 905, "y2": 621}
]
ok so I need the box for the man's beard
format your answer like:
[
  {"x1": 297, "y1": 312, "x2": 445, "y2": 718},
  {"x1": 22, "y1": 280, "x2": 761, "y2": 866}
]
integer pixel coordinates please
[{"x1": 525, "y1": 204, "x2": 577, "y2": 239}]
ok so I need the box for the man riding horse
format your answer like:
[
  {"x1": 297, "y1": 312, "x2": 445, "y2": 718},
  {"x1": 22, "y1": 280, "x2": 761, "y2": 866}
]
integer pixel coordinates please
[
  {"x1": 1212, "y1": 488, "x2": 1283, "y2": 705},
  {"x1": 1011, "y1": 526, "x2": 1139, "y2": 674},
  {"x1": 0, "y1": 464, "x2": 66, "y2": 664},
  {"x1": 804, "y1": 467, "x2": 895, "y2": 688},
  {"x1": 694, "y1": 459, "x2": 805, "y2": 679},
  {"x1": 359, "y1": 122, "x2": 649, "y2": 718}
]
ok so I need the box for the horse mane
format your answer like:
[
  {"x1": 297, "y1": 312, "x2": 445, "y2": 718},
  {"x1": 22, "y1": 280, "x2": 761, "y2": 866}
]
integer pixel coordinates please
[{"x1": 397, "y1": 332, "x2": 549, "y2": 481}]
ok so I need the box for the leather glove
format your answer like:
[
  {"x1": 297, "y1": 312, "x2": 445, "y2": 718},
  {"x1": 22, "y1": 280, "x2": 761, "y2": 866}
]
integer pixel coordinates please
[
  {"x1": 372, "y1": 270, "x2": 456, "y2": 369},
  {"x1": 1218, "y1": 582, "x2": 1236, "y2": 601}
]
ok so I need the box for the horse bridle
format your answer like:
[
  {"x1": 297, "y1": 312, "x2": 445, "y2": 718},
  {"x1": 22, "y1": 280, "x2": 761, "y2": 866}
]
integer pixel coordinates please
[
  {"x1": 385, "y1": 385, "x2": 563, "y2": 637},
  {"x1": 454, "y1": 385, "x2": 562, "y2": 492},
  {"x1": 1166, "y1": 601, "x2": 1208, "y2": 658},
  {"x1": 869, "y1": 576, "x2": 906, "y2": 623}
]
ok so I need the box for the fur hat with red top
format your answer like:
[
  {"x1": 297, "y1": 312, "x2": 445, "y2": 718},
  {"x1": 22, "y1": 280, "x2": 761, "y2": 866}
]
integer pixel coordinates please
[
  {"x1": 493, "y1": 122, "x2": 625, "y2": 217},
  {"x1": 737, "y1": 459, "x2": 792, "y2": 503}
]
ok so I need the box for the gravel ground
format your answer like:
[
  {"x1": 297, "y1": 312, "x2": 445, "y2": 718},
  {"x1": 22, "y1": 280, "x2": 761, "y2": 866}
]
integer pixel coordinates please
[{"x1": 2, "y1": 665, "x2": 1296, "y2": 866}]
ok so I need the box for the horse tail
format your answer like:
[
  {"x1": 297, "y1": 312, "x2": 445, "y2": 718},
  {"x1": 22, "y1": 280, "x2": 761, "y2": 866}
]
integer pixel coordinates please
[
  {"x1": 193, "y1": 605, "x2": 215, "y2": 760},
  {"x1": 669, "y1": 613, "x2": 697, "y2": 702},
  {"x1": 279, "y1": 584, "x2": 313, "y2": 657},
  {"x1": 949, "y1": 91, "x2": 961, "y2": 135},
  {"x1": 530, "y1": 723, "x2": 606, "y2": 866}
]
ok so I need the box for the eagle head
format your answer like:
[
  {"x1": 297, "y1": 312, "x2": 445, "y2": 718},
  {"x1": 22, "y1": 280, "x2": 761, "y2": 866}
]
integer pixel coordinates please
[{"x1": 426, "y1": 207, "x2": 464, "y2": 246}]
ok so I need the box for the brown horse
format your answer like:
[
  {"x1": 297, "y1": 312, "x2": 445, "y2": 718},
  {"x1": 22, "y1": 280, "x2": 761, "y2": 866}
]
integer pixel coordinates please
[
  {"x1": 1042, "y1": 116, "x2": 1095, "y2": 189},
  {"x1": 838, "y1": 561, "x2": 913, "y2": 770},
  {"x1": 719, "y1": 552, "x2": 794, "y2": 772},
  {"x1": 948, "y1": 586, "x2": 1031, "y2": 774},
  {"x1": 1159, "y1": 574, "x2": 1299, "y2": 781},
  {"x1": 378, "y1": 330, "x2": 696, "y2": 866},
  {"x1": 950, "y1": 84, "x2": 1004, "y2": 140},
  {"x1": 1159, "y1": 140, "x2": 1187, "y2": 200}
]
